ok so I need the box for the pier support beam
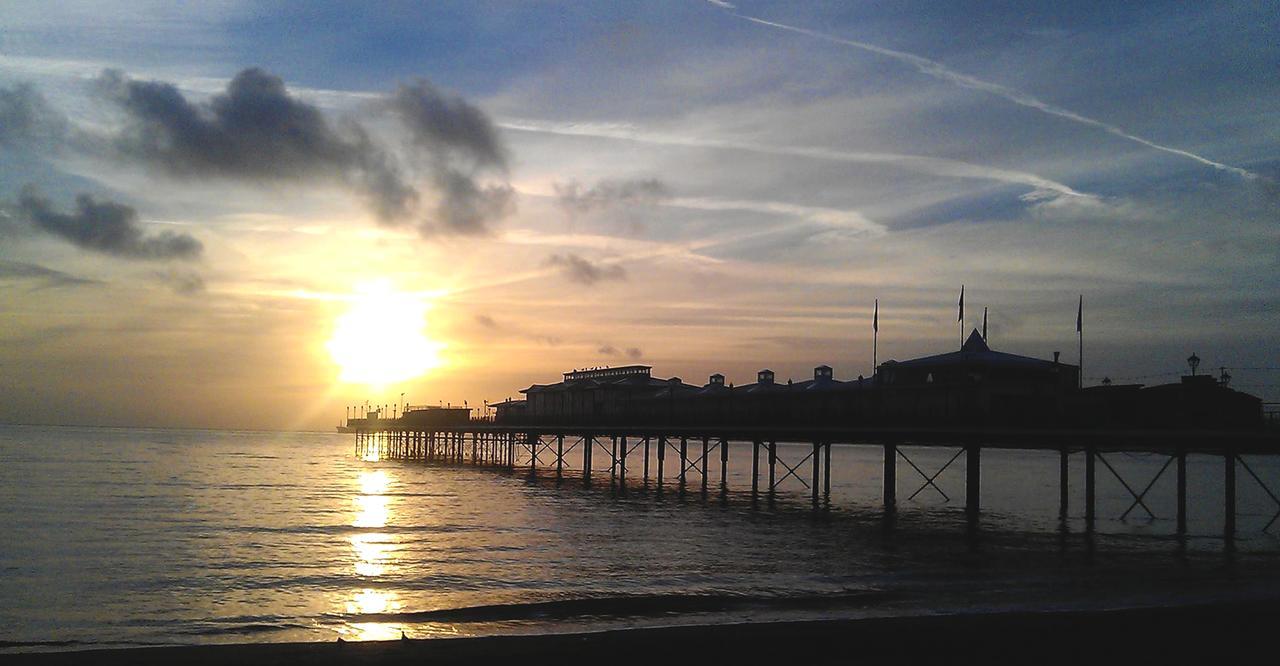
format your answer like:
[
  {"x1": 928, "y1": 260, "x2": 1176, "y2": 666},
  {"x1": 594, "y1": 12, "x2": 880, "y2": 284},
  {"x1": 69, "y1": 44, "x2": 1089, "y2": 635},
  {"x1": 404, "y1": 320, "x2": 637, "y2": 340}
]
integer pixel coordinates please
[
  {"x1": 883, "y1": 442, "x2": 897, "y2": 510},
  {"x1": 811, "y1": 441, "x2": 821, "y2": 508},
  {"x1": 643, "y1": 436, "x2": 651, "y2": 485},
  {"x1": 657, "y1": 435, "x2": 666, "y2": 489},
  {"x1": 556, "y1": 434, "x2": 564, "y2": 479},
  {"x1": 767, "y1": 441, "x2": 777, "y2": 502},
  {"x1": 720, "y1": 438, "x2": 729, "y2": 493},
  {"x1": 583, "y1": 435, "x2": 593, "y2": 485},
  {"x1": 823, "y1": 442, "x2": 831, "y2": 502},
  {"x1": 679, "y1": 437, "x2": 689, "y2": 488},
  {"x1": 966, "y1": 443, "x2": 981, "y2": 520}
]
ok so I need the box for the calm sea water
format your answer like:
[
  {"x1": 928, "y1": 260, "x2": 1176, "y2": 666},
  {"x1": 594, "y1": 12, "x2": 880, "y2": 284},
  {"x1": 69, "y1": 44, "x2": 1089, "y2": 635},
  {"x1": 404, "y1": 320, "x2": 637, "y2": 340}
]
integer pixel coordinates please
[{"x1": 2, "y1": 424, "x2": 1279, "y2": 651}]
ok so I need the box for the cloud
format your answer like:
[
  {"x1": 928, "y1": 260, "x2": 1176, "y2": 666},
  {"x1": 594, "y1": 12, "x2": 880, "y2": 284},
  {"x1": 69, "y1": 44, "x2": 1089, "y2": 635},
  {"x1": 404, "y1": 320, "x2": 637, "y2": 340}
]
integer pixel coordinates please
[
  {"x1": 597, "y1": 344, "x2": 643, "y2": 360},
  {"x1": 389, "y1": 80, "x2": 508, "y2": 170},
  {"x1": 732, "y1": 14, "x2": 1260, "y2": 181},
  {"x1": 545, "y1": 253, "x2": 626, "y2": 285},
  {"x1": 555, "y1": 178, "x2": 670, "y2": 215},
  {"x1": 92, "y1": 67, "x2": 418, "y2": 223},
  {"x1": 474, "y1": 314, "x2": 498, "y2": 328},
  {"x1": 152, "y1": 268, "x2": 206, "y2": 295},
  {"x1": 0, "y1": 82, "x2": 66, "y2": 149},
  {"x1": 0, "y1": 260, "x2": 100, "y2": 289},
  {"x1": 500, "y1": 118, "x2": 1092, "y2": 202},
  {"x1": 388, "y1": 80, "x2": 515, "y2": 234},
  {"x1": 16, "y1": 187, "x2": 203, "y2": 260},
  {"x1": 427, "y1": 168, "x2": 514, "y2": 235},
  {"x1": 82, "y1": 68, "x2": 520, "y2": 235}
]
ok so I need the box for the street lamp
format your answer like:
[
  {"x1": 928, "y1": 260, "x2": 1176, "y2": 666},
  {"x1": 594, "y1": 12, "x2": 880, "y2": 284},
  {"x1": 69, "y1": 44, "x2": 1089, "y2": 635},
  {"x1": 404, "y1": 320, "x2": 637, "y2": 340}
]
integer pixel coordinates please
[{"x1": 1187, "y1": 352, "x2": 1200, "y2": 376}]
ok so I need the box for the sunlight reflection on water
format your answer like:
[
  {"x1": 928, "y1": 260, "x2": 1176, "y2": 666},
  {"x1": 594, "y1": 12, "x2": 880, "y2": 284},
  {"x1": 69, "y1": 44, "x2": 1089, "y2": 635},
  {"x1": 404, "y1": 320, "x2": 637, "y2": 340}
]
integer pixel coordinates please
[{"x1": 342, "y1": 469, "x2": 406, "y2": 639}]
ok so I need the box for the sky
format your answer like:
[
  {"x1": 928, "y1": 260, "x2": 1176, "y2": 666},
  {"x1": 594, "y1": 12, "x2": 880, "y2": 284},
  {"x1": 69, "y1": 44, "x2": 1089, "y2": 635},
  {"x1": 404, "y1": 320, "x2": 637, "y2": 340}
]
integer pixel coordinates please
[{"x1": 1, "y1": 1, "x2": 1277, "y2": 430}]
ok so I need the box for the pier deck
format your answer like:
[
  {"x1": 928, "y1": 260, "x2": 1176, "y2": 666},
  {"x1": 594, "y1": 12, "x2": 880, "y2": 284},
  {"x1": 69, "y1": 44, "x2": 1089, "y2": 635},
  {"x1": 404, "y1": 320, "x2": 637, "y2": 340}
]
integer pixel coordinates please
[{"x1": 348, "y1": 421, "x2": 1280, "y2": 547}]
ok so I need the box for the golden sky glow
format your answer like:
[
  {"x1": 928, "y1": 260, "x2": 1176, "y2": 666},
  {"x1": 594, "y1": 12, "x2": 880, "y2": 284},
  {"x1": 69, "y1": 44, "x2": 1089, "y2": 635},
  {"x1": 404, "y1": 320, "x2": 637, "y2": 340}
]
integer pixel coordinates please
[{"x1": 1, "y1": 4, "x2": 1276, "y2": 430}]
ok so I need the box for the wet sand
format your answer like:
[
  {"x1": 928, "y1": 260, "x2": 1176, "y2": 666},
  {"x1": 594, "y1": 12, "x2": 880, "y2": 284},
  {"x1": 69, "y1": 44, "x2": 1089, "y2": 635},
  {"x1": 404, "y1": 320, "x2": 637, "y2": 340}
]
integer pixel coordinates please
[{"x1": 8, "y1": 600, "x2": 1273, "y2": 665}]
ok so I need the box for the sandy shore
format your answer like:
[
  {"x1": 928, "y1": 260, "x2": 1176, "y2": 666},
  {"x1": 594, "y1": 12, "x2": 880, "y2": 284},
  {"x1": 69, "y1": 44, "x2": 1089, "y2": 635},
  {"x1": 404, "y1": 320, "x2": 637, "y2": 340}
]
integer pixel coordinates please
[{"x1": 8, "y1": 600, "x2": 1273, "y2": 665}]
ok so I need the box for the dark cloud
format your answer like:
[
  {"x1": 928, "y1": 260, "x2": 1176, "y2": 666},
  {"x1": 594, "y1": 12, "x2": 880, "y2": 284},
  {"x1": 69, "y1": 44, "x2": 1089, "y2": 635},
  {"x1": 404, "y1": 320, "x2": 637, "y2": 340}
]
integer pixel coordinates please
[
  {"x1": 474, "y1": 314, "x2": 498, "y2": 328},
  {"x1": 427, "y1": 168, "x2": 514, "y2": 235},
  {"x1": 0, "y1": 82, "x2": 66, "y2": 150},
  {"x1": 0, "y1": 260, "x2": 100, "y2": 289},
  {"x1": 388, "y1": 81, "x2": 514, "y2": 235},
  {"x1": 555, "y1": 178, "x2": 670, "y2": 215},
  {"x1": 597, "y1": 344, "x2": 643, "y2": 360},
  {"x1": 545, "y1": 253, "x2": 626, "y2": 285},
  {"x1": 93, "y1": 68, "x2": 417, "y2": 224},
  {"x1": 389, "y1": 80, "x2": 507, "y2": 171},
  {"x1": 16, "y1": 187, "x2": 202, "y2": 260},
  {"x1": 8, "y1": 70, "x2": 514, "y2": 236},
  {"x1": 152, "y1": 269, "x2": 206, "y2": 295}
]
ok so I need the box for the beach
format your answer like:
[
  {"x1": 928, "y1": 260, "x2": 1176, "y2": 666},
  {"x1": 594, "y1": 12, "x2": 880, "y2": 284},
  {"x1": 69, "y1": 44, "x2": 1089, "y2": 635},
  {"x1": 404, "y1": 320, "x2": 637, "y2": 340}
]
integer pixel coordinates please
[{"x1": 10, "y1": 600, "x2": 1275, "y2": 665}]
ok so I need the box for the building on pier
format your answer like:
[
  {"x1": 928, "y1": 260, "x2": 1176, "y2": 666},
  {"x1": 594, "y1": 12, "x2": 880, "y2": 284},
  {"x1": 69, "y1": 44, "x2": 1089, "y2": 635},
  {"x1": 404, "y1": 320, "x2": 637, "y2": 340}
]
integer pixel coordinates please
[
  {"x1": 400, "y1": 405, "x2": 471, "y2": 427},
  {"x1": 496, "y1": 331, "x2": 1261, "y2": 430},
  {"x1": 521, "y1": 365, "x2": 682, "y2": 422},
  {"x1": 1072, "y1": 374, "x2": 1262, "y2": 429},
  {"x1": 876, "y1": 329, "x2": 1079, "y2": 426},
  {"x1": 507, "y1": 331, "x2": 1082, "y2": 427}
]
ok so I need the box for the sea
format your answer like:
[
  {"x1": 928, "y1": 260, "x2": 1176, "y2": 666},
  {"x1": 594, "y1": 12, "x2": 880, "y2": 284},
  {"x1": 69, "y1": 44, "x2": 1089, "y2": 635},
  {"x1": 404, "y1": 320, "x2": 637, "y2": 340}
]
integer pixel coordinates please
[{"x1": 2, "y1": 424, "x2": 1279, "y2": 652}]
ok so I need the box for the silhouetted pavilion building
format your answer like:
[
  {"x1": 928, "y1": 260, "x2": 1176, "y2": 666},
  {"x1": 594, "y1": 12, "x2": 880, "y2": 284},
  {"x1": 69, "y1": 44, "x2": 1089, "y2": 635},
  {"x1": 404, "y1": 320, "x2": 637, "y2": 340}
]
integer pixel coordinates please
[{"x1": 876, "y1": 330, "x2": 1079, "y2": 425}]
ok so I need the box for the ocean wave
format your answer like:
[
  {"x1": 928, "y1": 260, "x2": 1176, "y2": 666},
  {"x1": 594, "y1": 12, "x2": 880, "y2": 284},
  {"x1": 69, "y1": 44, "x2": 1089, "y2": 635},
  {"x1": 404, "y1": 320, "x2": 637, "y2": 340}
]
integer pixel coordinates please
[
  {"x1": 172, "y1": 622, "x2": 310, "y2": 636},
  {"x1": 336, "y1": 590, "x2": 896, "y2": 624}
]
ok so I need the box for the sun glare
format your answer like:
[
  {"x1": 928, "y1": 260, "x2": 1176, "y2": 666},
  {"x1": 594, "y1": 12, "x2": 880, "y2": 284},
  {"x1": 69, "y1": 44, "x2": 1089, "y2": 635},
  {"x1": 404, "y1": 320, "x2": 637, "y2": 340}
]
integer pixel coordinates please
[{"x1": 326, "y1": 281, "x2": 445, "y2": 387}]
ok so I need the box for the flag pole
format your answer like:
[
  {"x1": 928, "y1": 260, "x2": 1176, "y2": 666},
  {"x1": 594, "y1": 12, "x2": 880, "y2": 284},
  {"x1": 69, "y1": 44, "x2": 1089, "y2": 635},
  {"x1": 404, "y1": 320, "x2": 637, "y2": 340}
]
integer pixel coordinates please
[
  {"x1": 958, "y1": 285, "x2": 965, "y2": 349},
  {"x1": 872, "y1": 298, "x2": 879, "y2": 376},
  {"x1": 982, "y1": 307, "x2": 988, "y2": 342},
  {"x1": 1077, "y1": 294, "x2": 1084, "y2": 389}
]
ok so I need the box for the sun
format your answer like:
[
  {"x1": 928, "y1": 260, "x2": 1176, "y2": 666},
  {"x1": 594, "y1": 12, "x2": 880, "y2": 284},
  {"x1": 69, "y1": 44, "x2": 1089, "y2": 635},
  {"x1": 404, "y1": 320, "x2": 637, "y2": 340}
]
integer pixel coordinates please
[{"x1": 326, "y1": 281, "x2": 445, "y2": 387}]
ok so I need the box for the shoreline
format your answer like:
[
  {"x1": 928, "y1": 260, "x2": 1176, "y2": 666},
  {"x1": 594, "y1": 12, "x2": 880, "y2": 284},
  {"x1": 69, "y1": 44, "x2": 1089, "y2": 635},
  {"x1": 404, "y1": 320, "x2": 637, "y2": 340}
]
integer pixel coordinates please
[{"x1": 8, "y1": 599, "x2": 1273, "y2": 664}]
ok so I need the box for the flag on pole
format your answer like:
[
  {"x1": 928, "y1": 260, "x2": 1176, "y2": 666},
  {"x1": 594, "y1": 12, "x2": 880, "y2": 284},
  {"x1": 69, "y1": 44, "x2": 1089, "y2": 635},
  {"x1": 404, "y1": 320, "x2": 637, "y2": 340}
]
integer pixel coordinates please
[
  {"x1": 873, "y1": 299, "x2": 878, "y2": 332},
  {"x1": 982, "y1": 307, "x2": 988, "y2": 340},
  {"x1": 1076, "y1": 295, "x2": 1083, "y2": 333},
  {"x1": 958, "y1": 285, "x2": 965, "y2": 322}
]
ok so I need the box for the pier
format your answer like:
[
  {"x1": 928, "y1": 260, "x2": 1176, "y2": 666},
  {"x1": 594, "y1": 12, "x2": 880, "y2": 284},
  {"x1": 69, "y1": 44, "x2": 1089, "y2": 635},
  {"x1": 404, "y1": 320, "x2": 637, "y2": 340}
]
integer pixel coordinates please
[{"x1": 350, "y1": 421, "x2": 1280, "y2": 546}]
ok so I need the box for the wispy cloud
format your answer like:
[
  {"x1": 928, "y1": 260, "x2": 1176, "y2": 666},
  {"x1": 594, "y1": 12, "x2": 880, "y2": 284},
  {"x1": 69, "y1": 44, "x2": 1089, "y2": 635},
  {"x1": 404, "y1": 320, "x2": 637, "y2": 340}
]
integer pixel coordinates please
[
  {"x1": 0, "y1": 260, "x2": 101, "y2": 289},
  {"x1": 500, "y1": 118, "x2": 1092, "y2": 201},
  {"x1": 544, "y1": 252, "x2": 627, "y2": 285},
  {"x1": 669, "y1": 196, "x2": 886, "y2": 235},
  {"x1": 728, "y1": 13, "x2": 1260, "y2": 180},
  {"x1": 555, "y1": 178, "x2": 670, "y2": 215}
]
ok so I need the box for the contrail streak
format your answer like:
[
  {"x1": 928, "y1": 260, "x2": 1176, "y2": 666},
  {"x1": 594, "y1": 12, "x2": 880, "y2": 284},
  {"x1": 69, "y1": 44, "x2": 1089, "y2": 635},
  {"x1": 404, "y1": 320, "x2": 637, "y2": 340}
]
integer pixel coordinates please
[
  {"x1": 499, "y1": 119, "x2": 1091, "y2": 200},
  {"x1": 734, "y1": 14, "x2": 1258, "y2": 180}
]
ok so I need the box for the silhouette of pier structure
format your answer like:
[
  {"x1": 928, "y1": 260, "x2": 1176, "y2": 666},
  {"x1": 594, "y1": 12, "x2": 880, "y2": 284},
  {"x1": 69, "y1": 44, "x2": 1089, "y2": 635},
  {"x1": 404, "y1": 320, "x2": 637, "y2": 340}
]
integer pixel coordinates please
[{"x1": 346, "y1": 333, "x2": 1279, "y2": 548}]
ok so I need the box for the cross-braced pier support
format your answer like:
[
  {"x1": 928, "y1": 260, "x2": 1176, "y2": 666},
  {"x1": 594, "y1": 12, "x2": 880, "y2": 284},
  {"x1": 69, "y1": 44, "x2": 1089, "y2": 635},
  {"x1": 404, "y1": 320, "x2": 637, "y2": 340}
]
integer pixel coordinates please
[{"x1": 349, "y1": 425, "x2": 1279, "y2": 551}]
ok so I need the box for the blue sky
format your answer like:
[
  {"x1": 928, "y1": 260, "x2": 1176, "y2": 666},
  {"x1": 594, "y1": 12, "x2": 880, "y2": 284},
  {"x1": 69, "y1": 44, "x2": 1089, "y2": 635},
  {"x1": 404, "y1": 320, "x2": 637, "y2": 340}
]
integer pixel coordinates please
[{"x1": 1, "y1": 1, "x2": 1276, "y2": 428}]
